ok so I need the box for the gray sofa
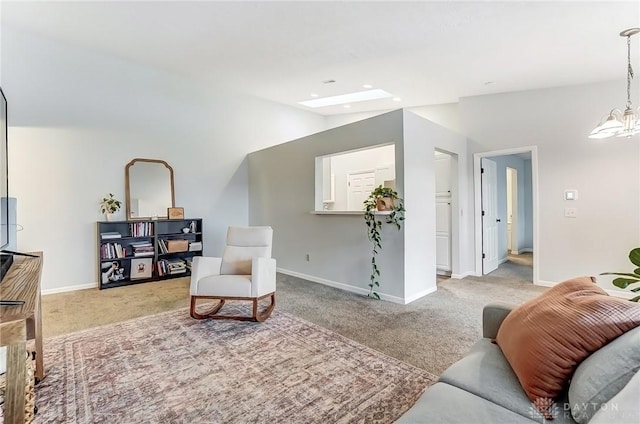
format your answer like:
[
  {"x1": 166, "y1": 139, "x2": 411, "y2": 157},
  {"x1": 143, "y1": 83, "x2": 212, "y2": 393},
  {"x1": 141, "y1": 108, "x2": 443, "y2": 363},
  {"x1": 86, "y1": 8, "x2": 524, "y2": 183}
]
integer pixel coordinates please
[{"x1": 397, "y1": 303, "x2": 640, "y2": 424}]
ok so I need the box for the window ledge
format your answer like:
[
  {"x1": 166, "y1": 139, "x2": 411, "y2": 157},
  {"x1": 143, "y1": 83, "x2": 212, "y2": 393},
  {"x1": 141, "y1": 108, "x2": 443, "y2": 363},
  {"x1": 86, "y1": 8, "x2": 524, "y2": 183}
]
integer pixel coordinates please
[{"x1": 310, "y1": 210, "x2": 392, "y2": 215}]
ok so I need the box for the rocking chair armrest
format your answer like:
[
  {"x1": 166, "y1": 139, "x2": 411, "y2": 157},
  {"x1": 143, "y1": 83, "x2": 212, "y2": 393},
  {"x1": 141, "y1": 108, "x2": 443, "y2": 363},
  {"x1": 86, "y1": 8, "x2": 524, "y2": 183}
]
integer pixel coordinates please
[
  {"x1": 190, "y1": 256, "x2": 223, "y2": 295},
  {"x1": 251, "y1": 257, "x2": 276, "y2": 297}
]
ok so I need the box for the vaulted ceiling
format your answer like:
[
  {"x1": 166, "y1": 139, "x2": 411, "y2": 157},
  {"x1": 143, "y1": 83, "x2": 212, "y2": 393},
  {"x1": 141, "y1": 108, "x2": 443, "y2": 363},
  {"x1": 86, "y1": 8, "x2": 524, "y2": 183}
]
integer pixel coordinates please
[{"x1": 3, "y1": 1, "x2": 639, "y2": 115}]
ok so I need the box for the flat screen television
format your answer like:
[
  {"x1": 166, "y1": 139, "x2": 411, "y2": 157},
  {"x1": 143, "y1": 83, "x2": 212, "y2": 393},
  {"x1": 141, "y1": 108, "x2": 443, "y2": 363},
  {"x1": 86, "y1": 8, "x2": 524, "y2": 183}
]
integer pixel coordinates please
[{"x1": 0, "y1": 87, "x2": 12, "y2": 281}]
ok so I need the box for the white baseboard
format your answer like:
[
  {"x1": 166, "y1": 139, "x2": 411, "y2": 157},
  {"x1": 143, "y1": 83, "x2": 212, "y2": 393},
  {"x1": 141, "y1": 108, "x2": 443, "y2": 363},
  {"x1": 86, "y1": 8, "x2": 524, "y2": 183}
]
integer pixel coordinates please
[
  {"x1": 42, "y1": 282, "x2": 98, "y2": 296},
  {"x1": 499, "y1": 257, "x2": 509, "y2": 265},
  {"x1": 404, "y1": 286, "x2": 438, "y2": 304},
  {"x1": 519, "y1": 248, "x2": 533, "y2": 253},
  {"x1": 451, "y1": 271, "x2": 475, "y2": 279},
  {"x1": 277, "y1": 267, "x2": 415, "y2": 304},
  {"x1": 510, "y1": 250, "x2": 520, "y2": 255}
]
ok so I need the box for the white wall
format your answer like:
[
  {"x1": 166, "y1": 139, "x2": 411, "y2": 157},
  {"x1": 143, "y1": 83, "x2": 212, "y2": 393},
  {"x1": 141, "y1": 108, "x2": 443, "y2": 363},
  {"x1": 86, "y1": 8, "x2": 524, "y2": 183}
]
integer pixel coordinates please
[
  {"x1": 325, "y1": 103, "x2": 462, "y2": 134},
  {"x1": 2, "y1": 26, "x2": 326, "y2": 292},
  {"x1": 402, "y1": 110, "x2": 470, "y2": 301},
  {"x1": 460, "y1": 81, "x2": 639, "y2": 294}
]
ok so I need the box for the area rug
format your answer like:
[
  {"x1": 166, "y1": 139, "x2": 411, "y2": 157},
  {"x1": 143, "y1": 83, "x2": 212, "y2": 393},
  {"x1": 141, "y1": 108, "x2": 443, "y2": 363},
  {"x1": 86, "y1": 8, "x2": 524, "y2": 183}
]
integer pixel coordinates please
[{"x1": 34, "y1": 304, "x2": 437, "y2": 423}]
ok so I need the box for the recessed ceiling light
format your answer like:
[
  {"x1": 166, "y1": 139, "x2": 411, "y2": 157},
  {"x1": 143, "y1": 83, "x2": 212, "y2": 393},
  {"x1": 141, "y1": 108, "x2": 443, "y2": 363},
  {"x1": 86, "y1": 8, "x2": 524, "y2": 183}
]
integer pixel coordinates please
[
  {"x1": 310, "y1": 93, "x2": 319, "y2": 97},
  {"x1": 344, "y1": 104, "x2": 351, "y2": 108},
  {"x1": 363, "y1": 84, "x2": 373, "y2": 89},
  {"x1": 298, "y1": 89, "x2": 393, "y2": 108},
  {"x1": 392, "y1": 97, "x2": 402, "y2": 102}
]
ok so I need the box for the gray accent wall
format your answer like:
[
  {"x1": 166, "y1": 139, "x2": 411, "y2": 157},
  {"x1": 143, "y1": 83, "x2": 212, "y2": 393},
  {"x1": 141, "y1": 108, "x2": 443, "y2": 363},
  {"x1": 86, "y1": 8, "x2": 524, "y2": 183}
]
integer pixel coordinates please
[{"x1": 248, "y1": 109, "x2": 468, "y2": 303}]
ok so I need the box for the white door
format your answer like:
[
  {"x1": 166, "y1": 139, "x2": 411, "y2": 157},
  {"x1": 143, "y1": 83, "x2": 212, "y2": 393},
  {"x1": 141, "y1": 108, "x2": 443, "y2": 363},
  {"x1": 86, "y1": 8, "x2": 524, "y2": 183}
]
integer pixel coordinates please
[
  {"x1": 435, "y1": 153, "x2": 452, "y2": 197},
  {"x1": 347, "y1": 171, "x2": 376, "y2": 210},
  {"x1": 435, "y1": 198, "x2": 451, "y2": 272},
  {"x1": 481, "y1": 158, "x2": 499, "y2": 274}
]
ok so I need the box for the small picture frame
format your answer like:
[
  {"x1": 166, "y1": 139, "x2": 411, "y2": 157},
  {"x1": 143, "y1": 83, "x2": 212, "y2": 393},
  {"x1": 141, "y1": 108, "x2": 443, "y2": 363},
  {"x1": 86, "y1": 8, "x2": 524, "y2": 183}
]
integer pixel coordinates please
[
  {"x1": 130, "y1": 258, "x2": 153, "y2": 280},
  {"x1": 167, "y1": 207, "x2": 185, "y2": 220}
]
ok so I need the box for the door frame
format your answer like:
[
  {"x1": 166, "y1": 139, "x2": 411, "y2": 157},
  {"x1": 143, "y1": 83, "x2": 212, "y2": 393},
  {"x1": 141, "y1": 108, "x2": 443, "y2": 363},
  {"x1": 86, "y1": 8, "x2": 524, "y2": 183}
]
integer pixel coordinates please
[
  {"x1": 506, "y1": 166, "x2": 518, "y2": 254},
  {"x1": 473, "y1": 146, "x2": 539, "y2": 284}
]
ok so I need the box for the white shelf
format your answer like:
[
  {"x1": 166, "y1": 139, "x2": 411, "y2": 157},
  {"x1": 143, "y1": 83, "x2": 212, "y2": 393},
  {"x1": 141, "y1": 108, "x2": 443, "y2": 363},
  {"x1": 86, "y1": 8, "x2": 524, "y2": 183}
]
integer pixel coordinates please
[{"x1": 310, "y1": 210, "x2": 392, "y2": 216}]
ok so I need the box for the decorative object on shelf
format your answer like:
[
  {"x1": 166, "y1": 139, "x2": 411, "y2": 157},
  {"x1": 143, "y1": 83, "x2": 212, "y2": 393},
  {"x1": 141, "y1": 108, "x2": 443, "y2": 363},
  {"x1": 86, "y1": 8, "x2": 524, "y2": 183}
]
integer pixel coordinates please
[
  {"x1": 167, "y1": 207, "x2": 185, "y2": 220},
  {"x1": 589, "y1": 28, "x2": 640, "y2": 139},
  {"x1": 599, "y1": 247, "x2": 640, "y2": 302},
  {"x1": 99, "y1": 193, "x2": 122, "y2": 221},
  {"x1": 130, "y1": 257, "x2": 153, "y2": 280},
  {"x1": 363, "y1": 185, "x2": 405, "y2": 300}
]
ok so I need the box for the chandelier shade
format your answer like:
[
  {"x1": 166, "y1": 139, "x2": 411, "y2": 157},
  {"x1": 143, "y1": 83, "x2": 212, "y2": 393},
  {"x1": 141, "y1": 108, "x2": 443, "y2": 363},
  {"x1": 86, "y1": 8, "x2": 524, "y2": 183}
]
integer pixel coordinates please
[{"x1": 589, "y1": 28, "x2": 640, "y2": 139}]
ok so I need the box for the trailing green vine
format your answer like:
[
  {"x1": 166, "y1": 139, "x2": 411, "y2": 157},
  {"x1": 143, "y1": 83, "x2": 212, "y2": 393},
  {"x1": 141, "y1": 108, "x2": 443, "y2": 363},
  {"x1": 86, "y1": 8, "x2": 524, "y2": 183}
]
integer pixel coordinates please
[{"x1": 363, "y1": 186, "x2": 405, "y2": 300}]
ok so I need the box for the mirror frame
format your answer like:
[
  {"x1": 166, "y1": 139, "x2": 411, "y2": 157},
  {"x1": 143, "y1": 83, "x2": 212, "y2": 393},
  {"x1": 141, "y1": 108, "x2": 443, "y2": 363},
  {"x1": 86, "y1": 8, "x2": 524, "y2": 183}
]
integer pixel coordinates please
[{"x1": 125, "y1": 158, "x2": 175, "y2": 220}]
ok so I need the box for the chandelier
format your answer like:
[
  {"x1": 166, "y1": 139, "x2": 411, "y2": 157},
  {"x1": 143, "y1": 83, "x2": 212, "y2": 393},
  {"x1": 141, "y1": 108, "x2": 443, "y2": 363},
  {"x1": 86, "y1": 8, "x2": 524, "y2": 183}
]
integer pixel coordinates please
[{"x1": 589, "y1": 28, "x2": 640, "y2": 139}]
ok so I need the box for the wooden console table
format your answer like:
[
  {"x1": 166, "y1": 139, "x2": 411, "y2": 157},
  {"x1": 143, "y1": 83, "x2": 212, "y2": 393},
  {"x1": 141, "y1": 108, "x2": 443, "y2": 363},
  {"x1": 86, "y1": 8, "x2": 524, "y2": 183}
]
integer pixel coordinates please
[{"x1": 0, "y1": 252, "x2": 43, "y2": 424}]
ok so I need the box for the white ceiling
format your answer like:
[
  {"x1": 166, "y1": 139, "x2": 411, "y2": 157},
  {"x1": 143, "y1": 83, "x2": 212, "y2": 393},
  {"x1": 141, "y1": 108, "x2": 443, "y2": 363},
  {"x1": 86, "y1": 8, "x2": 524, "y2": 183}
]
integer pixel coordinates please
[{"x1": 3, "y1": 1, "x2": 640, "y2": 116}]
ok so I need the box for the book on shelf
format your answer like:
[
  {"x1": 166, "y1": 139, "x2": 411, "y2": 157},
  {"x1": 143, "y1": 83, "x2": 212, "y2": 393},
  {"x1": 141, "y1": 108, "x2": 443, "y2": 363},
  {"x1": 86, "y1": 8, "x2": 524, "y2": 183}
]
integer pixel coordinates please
[
  {"x1": 188, "y1": 241, "x2": 202, "y2": 251},
  {"x1": 157, "y1": 239, "x2": 168, "y2": 254},
  {"x1": 130, "y1": 240, "x2": 154, "y2": 257},
  {"x1": 101, "y1": 242, "x2": 125, "y2": 259},
  {"x1": 157, "y1": 258, "x2": 188, "y2": 277},
  {"x1": 100, "y1": 232, "x2": 122, "y2": 239},
  {"x1": 129, "y1": 221, "x2": 154, "y2": 237}
]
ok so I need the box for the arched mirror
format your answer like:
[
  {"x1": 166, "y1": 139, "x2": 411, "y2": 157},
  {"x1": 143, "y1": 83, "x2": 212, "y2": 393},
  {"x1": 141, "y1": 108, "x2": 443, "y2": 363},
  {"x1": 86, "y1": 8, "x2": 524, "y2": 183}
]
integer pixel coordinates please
[{"x1": 125, "y1": 158, "x2": 175, "y2": 219}]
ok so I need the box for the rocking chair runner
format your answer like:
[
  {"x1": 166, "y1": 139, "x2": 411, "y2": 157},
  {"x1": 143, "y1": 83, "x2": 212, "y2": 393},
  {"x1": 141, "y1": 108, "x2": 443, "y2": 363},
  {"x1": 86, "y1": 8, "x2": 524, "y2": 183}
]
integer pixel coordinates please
[{"x1": 189, "y1": 226, "x2": 276, "y2": 322}]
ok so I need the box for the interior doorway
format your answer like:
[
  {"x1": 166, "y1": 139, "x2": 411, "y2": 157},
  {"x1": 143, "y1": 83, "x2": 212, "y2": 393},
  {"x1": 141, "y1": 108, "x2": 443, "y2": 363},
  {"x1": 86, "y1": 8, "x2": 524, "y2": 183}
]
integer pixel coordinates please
[
  {"x1": 474, "y1": 147, "x2": 537, "y2": 283},
  {"x1": 506, "y1": 166, "x2": 517, "y2": 254},
  {"x1": 435, "y1": 151, "x2": 452, "y2": 276}
]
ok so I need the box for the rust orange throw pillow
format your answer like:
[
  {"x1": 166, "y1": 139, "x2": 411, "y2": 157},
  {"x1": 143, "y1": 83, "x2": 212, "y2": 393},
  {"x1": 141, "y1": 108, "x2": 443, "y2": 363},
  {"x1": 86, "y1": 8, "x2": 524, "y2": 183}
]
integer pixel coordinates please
[{"x1": 496, "y1": 276, "x2": 640, "y2": 405}]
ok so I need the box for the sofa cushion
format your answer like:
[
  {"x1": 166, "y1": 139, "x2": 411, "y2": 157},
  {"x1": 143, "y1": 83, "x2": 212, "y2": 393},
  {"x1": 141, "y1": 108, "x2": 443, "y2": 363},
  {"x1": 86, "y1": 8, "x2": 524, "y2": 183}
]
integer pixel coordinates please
[
  {"x1": 568, "y1": 326, "x2": 640, "y2": 423},
  {"x1": 589, "y1": 370, "x2": 640, "y2": 424},
  {"x1": 396, "y1": 382, "x2": 536, "y2": 424},
  {"x1": 439, "y1": 338, "x2": 575, "y2": 423},
  {"x1": 495, "y1": 276, "x2": 640, "y2": 409}
]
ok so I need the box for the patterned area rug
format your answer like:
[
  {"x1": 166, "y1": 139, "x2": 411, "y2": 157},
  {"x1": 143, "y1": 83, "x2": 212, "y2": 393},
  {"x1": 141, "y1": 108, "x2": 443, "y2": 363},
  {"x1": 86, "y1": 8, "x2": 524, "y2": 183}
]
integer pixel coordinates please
[{"x1": 34, "y1": 305, "x2": 437, "y2": 423}]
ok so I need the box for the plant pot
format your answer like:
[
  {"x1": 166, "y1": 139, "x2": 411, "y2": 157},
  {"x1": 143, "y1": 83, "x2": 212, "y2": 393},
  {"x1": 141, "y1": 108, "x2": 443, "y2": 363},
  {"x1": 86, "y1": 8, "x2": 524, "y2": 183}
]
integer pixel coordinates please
[
  {"x1": 105, "y1": 213, "x2": 116, "y2": 222},
  {"x1": 376, "y1": 197, "x2": 393, "y2": 211}
]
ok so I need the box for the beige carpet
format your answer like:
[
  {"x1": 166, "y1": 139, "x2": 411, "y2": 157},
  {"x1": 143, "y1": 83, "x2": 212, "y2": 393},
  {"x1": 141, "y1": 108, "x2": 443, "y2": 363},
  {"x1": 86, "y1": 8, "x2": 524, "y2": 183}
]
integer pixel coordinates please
[{"x1": 35, "y1": 304, "x2": 436, "y2": 423}]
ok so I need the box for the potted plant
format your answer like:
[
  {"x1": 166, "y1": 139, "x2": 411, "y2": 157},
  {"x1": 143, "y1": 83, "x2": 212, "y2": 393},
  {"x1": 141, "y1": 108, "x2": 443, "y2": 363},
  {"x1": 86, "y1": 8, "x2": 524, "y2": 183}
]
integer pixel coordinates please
[
  {"x1": 600, "y1": 247, "x2": 640, "y2": 302},
  {"x1": 363, "y1": 185, "x2": 405, "y2": 299},
  {"x1": 99, "y1": 193, "x2": 122, "y2": 221}
]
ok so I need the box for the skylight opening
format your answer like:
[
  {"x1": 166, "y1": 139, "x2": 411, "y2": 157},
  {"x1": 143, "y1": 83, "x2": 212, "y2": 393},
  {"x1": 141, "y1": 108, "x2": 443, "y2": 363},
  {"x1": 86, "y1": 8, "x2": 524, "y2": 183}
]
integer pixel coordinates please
[{"x1": 298, "y1": 89, "x2": 393, "y2": 108}]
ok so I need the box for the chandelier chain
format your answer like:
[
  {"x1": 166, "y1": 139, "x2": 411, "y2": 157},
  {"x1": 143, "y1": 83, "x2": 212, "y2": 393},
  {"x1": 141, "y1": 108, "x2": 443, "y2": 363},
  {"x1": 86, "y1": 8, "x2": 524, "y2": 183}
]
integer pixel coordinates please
[{"x1": 627, "y1": 35, "x2": 634, "y2": 109}]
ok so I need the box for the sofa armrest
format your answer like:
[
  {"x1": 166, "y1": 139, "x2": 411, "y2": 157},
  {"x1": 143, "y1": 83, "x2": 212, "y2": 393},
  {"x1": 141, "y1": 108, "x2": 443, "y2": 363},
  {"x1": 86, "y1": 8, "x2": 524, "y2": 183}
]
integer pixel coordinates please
[{"x1": 482, "y1": 303, "x2": 516, "y2": 339}]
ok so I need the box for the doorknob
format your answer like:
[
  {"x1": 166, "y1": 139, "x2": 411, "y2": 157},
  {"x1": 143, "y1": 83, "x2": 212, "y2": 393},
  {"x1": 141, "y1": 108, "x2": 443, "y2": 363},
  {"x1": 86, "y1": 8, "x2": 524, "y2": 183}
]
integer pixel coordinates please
[{"x1": 496, "y1": 218, "x2": 501, "y2": 222}]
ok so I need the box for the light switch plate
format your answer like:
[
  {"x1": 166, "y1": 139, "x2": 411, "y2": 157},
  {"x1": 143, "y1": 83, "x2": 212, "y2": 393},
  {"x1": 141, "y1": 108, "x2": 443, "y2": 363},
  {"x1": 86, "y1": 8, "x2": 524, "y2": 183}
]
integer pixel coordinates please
[
  {"x1": 565, "y1": 207, "x2": 577, "y2": 218},
  {"x1": 564, "y1": 190, "x2": 578, "y2": 200}
]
